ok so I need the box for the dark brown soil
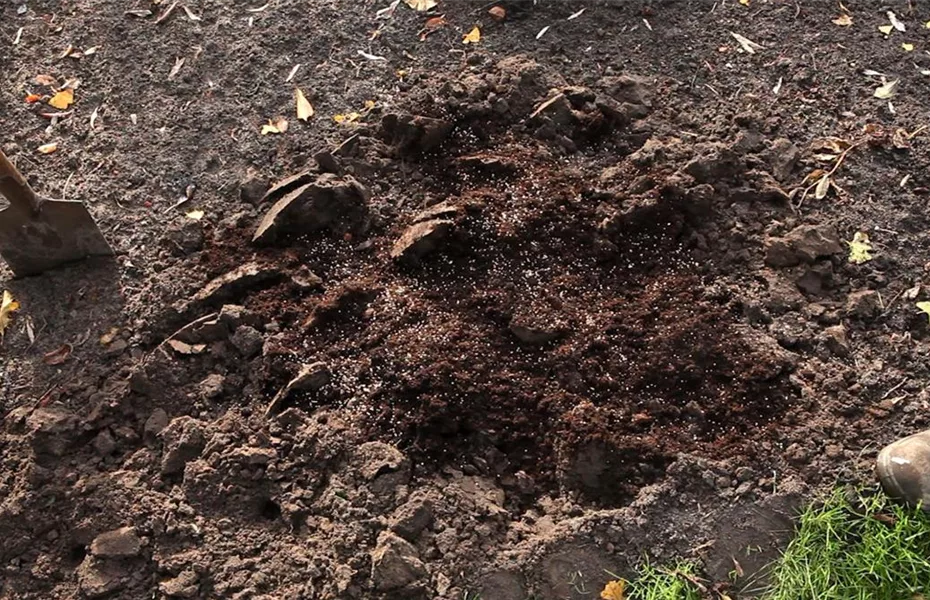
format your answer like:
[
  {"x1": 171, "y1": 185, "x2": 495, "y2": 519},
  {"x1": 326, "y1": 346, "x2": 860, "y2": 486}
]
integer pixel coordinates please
[{"x1": 3, "y1": 0, "x2": 930, "y2": 598}]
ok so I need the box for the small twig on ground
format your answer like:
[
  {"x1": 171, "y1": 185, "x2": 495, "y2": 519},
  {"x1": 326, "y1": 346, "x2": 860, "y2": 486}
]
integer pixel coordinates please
[{"x1": 882, "y1": 378, "x2": 909, "y2": 400}]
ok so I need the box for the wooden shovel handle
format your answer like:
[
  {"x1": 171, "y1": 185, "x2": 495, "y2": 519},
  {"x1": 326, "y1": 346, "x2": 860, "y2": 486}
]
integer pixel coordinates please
[{"x1": 0, "y1": 148, "x2": 43, "y2": 214}]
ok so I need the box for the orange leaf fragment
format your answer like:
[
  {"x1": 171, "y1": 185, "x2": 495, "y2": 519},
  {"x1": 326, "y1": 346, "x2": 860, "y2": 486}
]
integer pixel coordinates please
[{"x1": 48, "y1": 88, "x2": 74, "y2": 109}]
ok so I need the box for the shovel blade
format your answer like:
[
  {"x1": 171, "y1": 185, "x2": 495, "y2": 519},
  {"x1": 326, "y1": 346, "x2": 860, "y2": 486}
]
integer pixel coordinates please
[{"x1": 0, "y1": 199, "x2": 112, "y2": 276}]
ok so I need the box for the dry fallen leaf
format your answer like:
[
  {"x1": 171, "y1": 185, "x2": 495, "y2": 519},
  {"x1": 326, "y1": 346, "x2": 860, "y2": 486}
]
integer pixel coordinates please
[
  {"x1": 404, "y1": 0, "x2": 437, "y2": 11},
  {"x1": 25, "y1": 93, "x2": 42, "y2": 103},
  {"x1": 48, "y1": 88, "x2": 74, "y2": 109},
  {"x1": 879, "y1": 24, "x2": 894, "y2": 35},
  {"x1": 814, "y1": 173, "x2": 832, "y2": 199},
  {"x1": 419, "y1": 15, "x2": 447, "y2": 40},
  {"x1": 376, "y1": 0, "x2": 402, "y2": 18},
  {"x1": 489, "y1": 6, "x2": 506, "y2": 21},
  {"x1": 730, "y1": 31, "x2": 763, "y2": 53},
  {"x1": 832, "y1": 14, "x2": 852, "y2": 26},
  {"x1": 0, "y1": 291, "x2": 20, "y2": 338},
  {"x1": 167, "y1": 339, "x2": 206, "y2": 354},
  {"x1": 185, "y1": 209, "x2": 205, "y2": 220},
  {"x1": 168, "y1": 56, "x2": 185, "y2": 80},
  {"x1": 463, "y1": 25, "x2": 481, "y2": 44},
  {"x1": 567, "y1": 8, "x2": 585, "y2": 20},
  {"x1": 261, "y1": 116, "x2": 288, "y2": 135},
  {"x1": 333, "y1": 112, "x2": 361, "y2": 124},
  {"x1": 99, "y1": 327, "x2": 120, "y2": 345},
  {"x1": 42, "y1": 343, "x2": 72, "y2": 365},
  {"x1": 902, "y1": 42, "x2": 914, "y2": 52},
  {"x1": 874, "y1": 79, "x2": 899, "y2": 98},
  {"x1": 35, "y1": 74, "x2": 56, "y2": 86},
  {"x1": 739, "y1": 0, "x2": 749, "y2": 5},
  {"x1": 37, "y1": 142, "x2": 58, "y2": 154},
  {"x1": 600, "y1": 580, "x2": 625, "y2": 600},
  {"x1": 888, "y1": 11, "x2": 905, "y2": 32},
  {"x1": 295, "y1": 88, "x2": 314, "y2": 120},
  {"x1": 182, "y1": 5, "x2": 201, "y2": 20}
]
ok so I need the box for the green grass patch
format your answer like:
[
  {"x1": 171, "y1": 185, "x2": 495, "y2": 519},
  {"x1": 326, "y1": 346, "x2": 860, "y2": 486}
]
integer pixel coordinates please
[
  {"x1": 600, "y1": 489, "x2": 930, "y2": 600},
  {"x1": 762, "y1": 488, "x2": 930, "y2": 600},
  {"x1": 624, "y1": 562, "x2": 703, "y2": 600}
]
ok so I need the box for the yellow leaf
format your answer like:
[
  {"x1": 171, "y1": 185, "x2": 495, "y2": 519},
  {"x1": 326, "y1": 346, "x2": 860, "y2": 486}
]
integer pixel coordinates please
[
  {"x1": 739, "y1": 0, "x2": 749, "y2": 5},
  {"x1": 847, "y1": 232, "x2": 874, "y2": 264},
  {"x1": 333, "y1": 112, "x2": 360, "y2": 124},
  {"x1": 600, "y1": 580, "x2": 626, "y2": 600},
  {"x1": 261, "y1": 117, "x2": 288, "y2": 135},
  {"x1": 903, "y1": 42, "x2": 914, "y2": 51},
  {"x1": 37, "y1": 142, "x2": 58, "y2": 154},
  {"x1": 404, "y1": 0, "x2": 437, "y2": 10},
  {"x1": 917, "y1": 302, "x2": 930, "y2": 322},
  {"x1": 463, "y1": 26, "x2": 481, "y2": 44},
  {"x1": 926, "y1": 20, "x2": 930, "y2": 28},
  {"x1": 364, "y1": 99, "x2": 376, "y2": 110},
  {"x1": 48, "y1": 88, "x2": 74, "y2": 109},
  {"x1": 185, "y1": 210, "x2": 205, "y2": 220},
  {"x1": 832, "y1": 14, "x2": 852, "y2": 26},
  {"x1": 0, "y1": 291, "x2": 20, "y2": 338},
  {"x1": 879, "y1": 24, "x2": 894, "y2": 35},
  {"x1": 295, "y1": 88, "x2": 314, "y2": 121}
]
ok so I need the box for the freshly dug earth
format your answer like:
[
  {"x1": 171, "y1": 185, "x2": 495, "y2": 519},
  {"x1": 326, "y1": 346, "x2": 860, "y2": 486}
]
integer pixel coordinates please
[{"x1": 3, "y1": 1, "x2": 930, "y2": 598}]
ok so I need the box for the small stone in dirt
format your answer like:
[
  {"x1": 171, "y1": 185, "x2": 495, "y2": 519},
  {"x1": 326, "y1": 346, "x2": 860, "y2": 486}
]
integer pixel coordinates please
[
  {"x1": 218, "y1": 304, "x2": 262, "y2": 330},
  {"x1": 27, "y1": 406, "x2": 79, "y2": 457},
  {"x1": 563, "y1": 85, "x2": 596, "y2": 108},
  {"x1": 355, "y1": 442, "x2": 411, "y2": 496},
  {"x1": 821, "y1": 325, "x2": 850, "y2": 357},
  {"x1": 509, "y1": 313, "x2": 566, "y2": 344},
  {"x1": 192, "y1": 262, "x2": 284, "y2": 307},
  {"x1": 199, "y1": 373, "x2": 226, "y2": 401},
  {"x1": 78, "y1": 559, "x2": 125, "y2": 598},
  {"x1": 164, "y1": 218, "x2": 204, "y2": 255},
  {"x1": 303, "y1": 282, "x2": 378, "y2": 329},
  {"x1": 264, "y1": 362, "x2": 332, "y2": 417},
  {"x1": 370, "y1": 532, "x2": 428, "y2": 591},
  {"x1": 90, "y1": 527, "x2": 142, "y2": 558},
  {"x1": 258, "y1": 171, "x2": 314, "y2": 205},
  {"x1": 391, "y1": 219, "x2": 454, "y2": 264},
  {"x1": 845, "y1": 290, "x2": 882, "y2": 319},
  {"x1": 92, "y1": 429, "x2": 117, "y2": 456},
  {"x1": 764, "y1": 224, "x2": 842, "y2": 267},
  {"x1": 230, "y1": 325, "x2": 264, "y2": 358},
  {"x1": 102, "y1": 338, "x2": 129, "y2": 357},
  {"x1": 599, "y1": 74, "x2": 652, "y2": 107},
  {"x1": 629, "y1": 137, "x2": 670, "y2": 168},
  {"x1": 765, "y1": 138, "x2": 801, "y2": 181},
  {"x1": 144, "y1": 408, "x2": 169, "y2": 443},
  {"x1": 239, "y1": 176, "x2": 270, "y2": 205},
  {"x1": 159, "y1": 569, "x2": 200, "y2": 598},
  {"x1": 314, "y1": 150, "x2": 343, "y2": 174},
  {"x1": 381, "y1": 113, "x2": 453, "y2": 154},
  {"x1": 290, "y1": 265, "x2": 323, "y2": 289},
  {"x1": 252, "y1": 174, "x2": 370, "y2": 244},
  {"x1": 413, "y1": 202, "x2": 461, "y2": 224},
  {"x1": 390, "y1": 498, "x2": 434, "y2": 542},
  {"x1": 160, "y1": 417, "x2": 206, "y2": 475},
  {"x1": 683, "y1": 145, "x2": 740, "y2": 183}
]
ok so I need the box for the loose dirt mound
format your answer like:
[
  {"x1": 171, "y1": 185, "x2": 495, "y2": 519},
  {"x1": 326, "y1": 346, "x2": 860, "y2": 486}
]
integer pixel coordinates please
[{"x1": 4, "y1": 1, "x2": 930, "y2": 599}]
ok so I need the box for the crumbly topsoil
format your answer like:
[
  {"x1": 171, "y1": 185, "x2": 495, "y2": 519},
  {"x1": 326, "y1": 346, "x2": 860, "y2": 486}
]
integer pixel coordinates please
[{"x1": 3, "y1": 1, "x2": 930, "y2": 598}]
